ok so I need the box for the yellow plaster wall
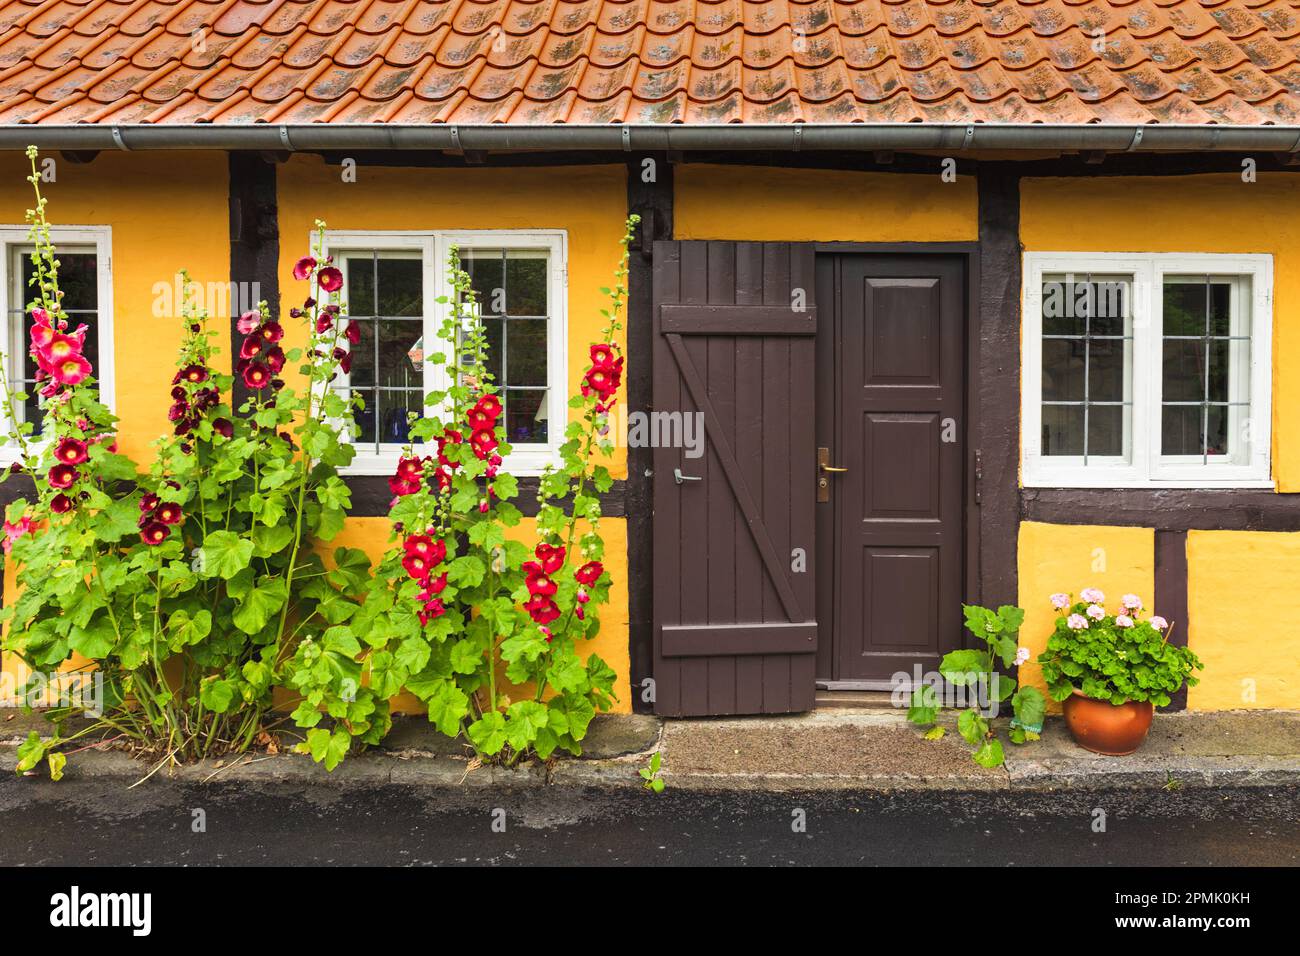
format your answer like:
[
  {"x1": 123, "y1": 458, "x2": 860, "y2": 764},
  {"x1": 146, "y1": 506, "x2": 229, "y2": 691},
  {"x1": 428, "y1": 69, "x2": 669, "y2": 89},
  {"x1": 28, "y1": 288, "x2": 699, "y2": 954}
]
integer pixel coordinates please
[
  {"x1": 0, "y1": 150, "x2": 231, "y2": 466},
  {"x1": 1021, "y1": 174, "x2": 1300, "y2": 492},
  {"x1": 1016, "y1": 522, "x2": 1155, "y2": 709},
  {"x1": 673, "y1": 165, "x2": 978, "y2": 241},
  {"x1": 1186, "y1": 531, "x2": 1300, "y2": 710}
]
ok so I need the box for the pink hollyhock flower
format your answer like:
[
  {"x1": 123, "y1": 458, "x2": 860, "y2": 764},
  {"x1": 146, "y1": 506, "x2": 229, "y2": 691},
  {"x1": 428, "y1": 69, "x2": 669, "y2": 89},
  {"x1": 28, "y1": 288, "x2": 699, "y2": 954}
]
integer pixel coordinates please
[
  {"x1": 52, "y1": 354, "x2": 92, "y2": 386},
  {"x1": 30, "y1": 307, "x2": 51, "y2": 326},
  {"x1": 237, "y1": 310, "x2": 262, "y2": 334},
  {"x1": 1150, "y1": 616, "x2": 1169, "y2": 631},
  {"x1": 1080, "y1": 587, "x2": 1104, "y2": 604},
  {"x1": 1115, "y1": 614, "x2": 1134, "y2": 628},
  {"x1": 1067, "y1": 614, "x2": 1088, "y2": 630},
  {"x1": 292, "y1": 256, "x2": 316, "y2": 281},
  {"x1": 29, "y1": 321, "x2": 55, "y2": 355},
  {"x1": 317, "y1": 266, "x2": 343, "y2": 293},
  {"x1": 40, "y1": 333, "x2": 83, "y2": 364},
  {"x1": 3, "y1": 516, "x2": 34, "y2": 554},
  {"x1": 535, "y1": 543, "x2": 565, "y2": 575},
  {"x1": 1014, "y1": 646, "x2": 1031, "y2": 666},
  {"x1": 48, "y1": 463, "x2": 78, "y2": 490},
  {"x1": 53, "y1": 437, "x2": 88, "y2": 465},
  {"x1": 1121, "y1": 593, "x2": 1142, "y2": 610},
  {"x1": 50, "y1": 493, "x2": 73, "y2": 514},
  {"x1": 1050, "y1": 592, "x2": 1070, "y2": 610},
  {"x1": 1085, "y1": 604, "x2": 1105, "y2": 621},
  {"x1": 140, "y1": 521, "x2": 170, "y2": 546}
]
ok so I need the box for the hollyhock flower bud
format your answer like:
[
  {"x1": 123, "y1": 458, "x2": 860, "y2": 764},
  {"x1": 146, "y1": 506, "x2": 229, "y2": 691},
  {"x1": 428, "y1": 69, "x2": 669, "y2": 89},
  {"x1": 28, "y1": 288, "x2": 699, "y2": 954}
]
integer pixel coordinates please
[
  {"x1": 576, "y1": 588, "x2": 589, "y2": 605},
  {"x1": 213, "y1": 418, "x2": 233, "y2": 439},
  {"x1": 9, "y1": 462, "x2": 22, "y2": 474},
  {"x1": 332, "y1": 347, "x2": 347, "y2": 362},
  {"x1": 48, "y1": 463, "x2": 78, "y2": 489},
  {"x1": 293, "y1": 256, "x2": 316, "y2": 281},
  {"x1": 540, "y1": 626, "x2": 552, "y2": 642},
  {"x1": 479, "y1": 498, "x2": 489, "y2": 514},
  {"x1": 237, "y1": 311, "x2": 262, "y2": 335},
  {"x1": 50, "y1": 493, "x2": 73, "y2": 514},
  {"x1": 291, "y1": 308, "x2": 304, "y2": 319},
  {"x1": 190, "y1": 323, "x2": 201, "y2": 334},
  {"x1": 339, "y1": 353, "x2": 353, "y2": 375},
  {"x1": 180, "y1": 442, "x2": 193, "y2": 455},
  {"x1": 53, "y1": 437, "x2": 88, "y2": 465},
  {"x1": 140, "y1": 521, "x2": 170, "y2": 546},
  {"x1": 156, "y1": 502, "x2": 184, "y2": 525},
  {"x1": 304, "y1": 297, "x2": 316, "y2": 309},
  {"x1": 317, "y1": 266, "x2": 343, "y2": 292}
]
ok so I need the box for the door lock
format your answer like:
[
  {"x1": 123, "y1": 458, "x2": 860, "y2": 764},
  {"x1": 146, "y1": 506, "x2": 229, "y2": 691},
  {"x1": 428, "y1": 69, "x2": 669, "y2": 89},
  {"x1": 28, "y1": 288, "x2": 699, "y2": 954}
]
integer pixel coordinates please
[
  {"x1": 816, "y1": 447, "x2": 846, "y2": 502},
  {"x1": 673, "y1": 467, "x2": 702, "y2": 485}
]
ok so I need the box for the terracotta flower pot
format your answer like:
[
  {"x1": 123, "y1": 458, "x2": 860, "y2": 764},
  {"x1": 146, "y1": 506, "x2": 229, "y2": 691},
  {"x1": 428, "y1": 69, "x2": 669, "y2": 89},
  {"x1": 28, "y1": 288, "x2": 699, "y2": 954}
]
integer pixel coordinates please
[{"x1": 1062, "y1": 691, "x2": 1154, "y2": 756}]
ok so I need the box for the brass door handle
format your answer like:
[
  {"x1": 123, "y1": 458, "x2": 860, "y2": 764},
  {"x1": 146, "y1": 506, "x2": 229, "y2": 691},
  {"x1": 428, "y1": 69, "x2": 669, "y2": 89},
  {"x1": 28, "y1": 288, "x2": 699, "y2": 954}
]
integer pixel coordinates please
[{"x1": 820, "y1": 463, "x2": 848, "y2": 473}]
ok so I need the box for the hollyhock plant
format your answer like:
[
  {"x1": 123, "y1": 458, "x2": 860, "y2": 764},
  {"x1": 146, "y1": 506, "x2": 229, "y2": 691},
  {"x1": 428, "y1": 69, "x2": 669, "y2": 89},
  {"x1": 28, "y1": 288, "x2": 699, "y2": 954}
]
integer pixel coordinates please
[{"x1": 1038, "y1": 586, "x2": 1202, "y2": 707}]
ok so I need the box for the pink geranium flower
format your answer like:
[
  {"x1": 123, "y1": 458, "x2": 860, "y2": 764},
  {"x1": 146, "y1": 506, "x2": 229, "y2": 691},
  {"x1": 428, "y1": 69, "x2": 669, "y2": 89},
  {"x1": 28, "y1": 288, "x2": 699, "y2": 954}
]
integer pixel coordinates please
[
  {"x1": 1067, "y1": 614, "x2": 1088, "y2": 630},
  {"x1": 1080, "y1": 587, "x2": 1104, "y2": 604},
  {"x1": 1115, "y1": 614, "x2": 1134, "y2": 628},
  {"x1": 1050, "y1": 592, "x2": 1070, "y2": 609},
  {"x1": 1086, "y1": 604, "x2": 1105, "y2": 621},
  {"x1": 1121, "y1": 593, "x2": 1142, "y2": 610},
  {"x1": 1150, "y1": 616, "x2": 1169, "y2": 631}
]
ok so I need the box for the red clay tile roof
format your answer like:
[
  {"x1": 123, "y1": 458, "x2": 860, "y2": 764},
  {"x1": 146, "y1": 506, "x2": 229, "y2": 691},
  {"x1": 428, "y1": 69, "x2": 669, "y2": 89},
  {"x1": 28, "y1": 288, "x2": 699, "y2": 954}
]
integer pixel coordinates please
[{"x1": 0, "y1": 0, "x2": 1299, "y2": 125}]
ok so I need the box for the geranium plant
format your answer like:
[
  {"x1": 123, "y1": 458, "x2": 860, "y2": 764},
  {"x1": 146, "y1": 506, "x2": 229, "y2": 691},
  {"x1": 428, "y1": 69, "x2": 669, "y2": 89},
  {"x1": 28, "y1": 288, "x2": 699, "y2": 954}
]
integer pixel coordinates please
[
  {"x1": 907, "y1": 604, "x2": 1047, "y2": 767},
  {"x1": 286, "y1": 218, "x2": 637, "y2": 770},
  {"x1": 1, "y1": 149, "x2": 361, "y2": 776},
  {"x1": 1037, "y1": 588, "x2": 1202, "y2": 707}
]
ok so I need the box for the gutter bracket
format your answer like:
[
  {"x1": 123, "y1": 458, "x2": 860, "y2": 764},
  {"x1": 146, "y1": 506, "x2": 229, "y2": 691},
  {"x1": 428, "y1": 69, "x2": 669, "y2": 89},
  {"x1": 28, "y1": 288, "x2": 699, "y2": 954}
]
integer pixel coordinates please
[
  {"x1": 110, "y1": 126, "x2": 128, "y2": 150},
  {"x1": 622, "y1": 126, "x2": 631, "y2": 152},
  {"x1": 1127, "y1": 127, "x2": 1144, "y2": 151},
  {"x1": 792, "y1": 125, "x2": 802, "y2": 151},
  {"x1": 962, "y1": 125, "x2": 974, "y2": 150},
  {"x1": 278, "y1": 126, "x2": 293, "y2": 151},
  {"x1": 1289, "y1": 129, "x2": 1300, "y2": 152},
  {"x1": 449, "y1": 125, "x2": 463, "y2": 154}
]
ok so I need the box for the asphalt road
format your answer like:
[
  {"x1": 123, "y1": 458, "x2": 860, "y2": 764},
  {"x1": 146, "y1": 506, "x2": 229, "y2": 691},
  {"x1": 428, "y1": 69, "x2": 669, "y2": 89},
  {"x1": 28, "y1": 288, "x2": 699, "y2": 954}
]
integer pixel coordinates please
[{"x1": 1, "y1": 779, "x2": 1297, "y2": 866}]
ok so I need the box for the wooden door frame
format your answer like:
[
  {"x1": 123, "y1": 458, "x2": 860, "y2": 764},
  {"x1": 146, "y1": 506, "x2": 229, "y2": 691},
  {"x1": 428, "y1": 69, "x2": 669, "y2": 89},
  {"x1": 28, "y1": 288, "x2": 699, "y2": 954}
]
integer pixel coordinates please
[{"x1": 811, "y1": 243, "x2": 982, "y2": 690}]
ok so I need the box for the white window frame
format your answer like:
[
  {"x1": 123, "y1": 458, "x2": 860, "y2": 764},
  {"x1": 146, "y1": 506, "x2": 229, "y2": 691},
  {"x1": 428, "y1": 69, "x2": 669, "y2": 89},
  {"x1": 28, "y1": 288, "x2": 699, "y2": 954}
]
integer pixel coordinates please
[
  {"x1": 0, "y1": 226, "x2": 114, "y2": 465},
  {"x1": 1023, "y1": 252, "x2": 1272, "y2": 489},
  {"x1": 320, "y1": 230, "x2": 567, "y2": 476}
]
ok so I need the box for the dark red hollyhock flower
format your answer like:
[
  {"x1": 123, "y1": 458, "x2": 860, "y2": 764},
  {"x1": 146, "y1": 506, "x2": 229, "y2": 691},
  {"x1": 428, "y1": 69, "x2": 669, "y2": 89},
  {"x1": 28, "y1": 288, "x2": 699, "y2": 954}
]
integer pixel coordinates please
[
  {"x1": 53, "y1": 437, "x2": 88, "y2": 465},
  {"x1": 213, "y1": 418, "x2": 233, "y2": 439},
  {"x1": 524, "y1": 594, "x2": 561, "y2": 626},
  {"x1": 293, "y1": 256, "x2": 316, "y2": 281},
  {"x1": 155, "y1": 502, "x2": 184, "y2": 525},
  {"x1": 344, "y1": 321, "x2": 361, "y2": 345},
  {"x1": 589, "y1": 343, "x2": 617, "y2": 368},
  {"x1": 522, "y1": 561, "x2": 558, "y2": 598},
  {"x1": 48, "y1": 463, "x2": 78, "y2": 490},
  {"x1": 180, "y1": 443, "x2": 193, "y2": 455},
  {"x1": 195, "y1": 388, "x2": 219, "y2": 409},
  {"x1": 418, "y1": 599, "x2": 446, "y2": 626},
  {"x1": 272, "y1": 378, "x2": 286, "y2": 391},
  {"x1": 402, "y1": 551, "x2": 434, "y2": 582},
  {"x1": 171, "y1": 385, "x2": 187, "y2": 401},
  {"x1": 168, "y1": 401, "x2": 189, "y2": 422},
  {"x1": 315, "y1": 315, "x2": 333, "y2": 334},
  {"x1": 575, "y1": 560, "x2": 603, "y2": 586},
  {"x1": 339, "y1": 353, "x2": 353, "y2": 375},
  {"x1": 242, "y1": 362, "x2": 272, "y2": 390},
  {"x1": 178, "y1": 364, "x2": 208, "y2": 384},
  {"x1": 469, "y1": 428, "x2": 497, "y2": 459},
  {"x1": 264, "y1": 347, "x2": 286, "y2": 374},
  {"x1": 240, "y1": 337, "x2": 265, "y2": 360},
  {"x1": 50, "y1": 493, "x2": 73, "y2": 514},
  {"x1": 237, "y1": 311, "x2": 262, "y2": 335},
  {"x1": 139, "y1": 493, "x2": 160, "y2": 513},
  {"x1": 535, "y1": 543, "x2": 565, "y2": 575},
  {"x1": 436, "y1": 430, "x2": 463, "y2": 468},
  {"x1": 426, "y1": 572, "x2": 448, "y2": 595},
  {"x1": 140, "y1": 521, "x2": 170, "y2": 546},
  {"x1": 433, "y1": 467, "x2": 453, "y2": 492},
  {"x1": 258, "y1": 322, "x2": 284, "y2": 344},
  {"x1": 174, "y1": 419, "x2": 194, "y2": 437},
  {"x1": 317, "y1": 266, "x2": 343, "y2": 293},
  {"x1": 403, "y1": 534, "x2": 447, "y2": 566}
]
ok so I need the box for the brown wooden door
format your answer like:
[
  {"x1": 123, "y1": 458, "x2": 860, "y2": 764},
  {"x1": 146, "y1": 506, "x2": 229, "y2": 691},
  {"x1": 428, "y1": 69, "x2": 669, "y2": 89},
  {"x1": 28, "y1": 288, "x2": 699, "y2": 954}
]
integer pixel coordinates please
[
  {"x1": 821, "y1": 255, "x2": 966, "y2": 687},
  {"x1": 651, "y1": 241, "x2": 818, "y2": 716}
]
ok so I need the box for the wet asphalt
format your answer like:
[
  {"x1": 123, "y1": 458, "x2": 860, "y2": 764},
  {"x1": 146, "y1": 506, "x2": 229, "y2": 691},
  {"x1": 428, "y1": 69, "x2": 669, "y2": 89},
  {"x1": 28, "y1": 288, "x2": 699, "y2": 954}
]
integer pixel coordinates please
[{"x1": 0, "y1": 778, "x2": 1297, "y2": 866}]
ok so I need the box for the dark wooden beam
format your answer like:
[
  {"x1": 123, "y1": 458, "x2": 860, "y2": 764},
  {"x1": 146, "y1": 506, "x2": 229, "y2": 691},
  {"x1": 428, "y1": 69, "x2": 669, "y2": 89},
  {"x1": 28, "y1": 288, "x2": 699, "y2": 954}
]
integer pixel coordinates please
[
  {"x1": 1021, "y1": 488, "x2": 1300, "y2": 532},
  {"x1": 626, "y1": 151, "x2": 673, "y2": 714},
  {"x1": 975, "y1": 164, "x2": 1022, "y2": 609},
  {"x1": 1154, "y1": 530, "x2": 1191, "y2": 712},
  {"x1": 228, "y1": 153, "x2": 280, "y2": 411}
]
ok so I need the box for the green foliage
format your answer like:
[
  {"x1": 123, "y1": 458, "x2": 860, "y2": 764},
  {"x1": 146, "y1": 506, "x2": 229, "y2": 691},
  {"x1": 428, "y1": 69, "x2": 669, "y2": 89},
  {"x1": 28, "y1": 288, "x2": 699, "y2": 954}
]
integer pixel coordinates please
[
  {"x1": 908, "y1": 603, "x2": 1046, "y2": 768},
  {"x1": 639, "y1": 750, "x2": 665, "y2": 793},
  {"x1": 1037, "y1": 594, "x2": 1203, "y2": 707}
]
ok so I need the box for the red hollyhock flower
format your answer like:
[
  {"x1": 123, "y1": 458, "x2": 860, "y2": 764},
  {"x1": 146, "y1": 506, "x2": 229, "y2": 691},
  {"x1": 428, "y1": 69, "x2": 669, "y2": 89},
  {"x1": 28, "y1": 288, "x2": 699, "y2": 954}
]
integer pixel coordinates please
[
  {"x1": 178, "y1": 364, "x2": 208, "y2": 384},
  {"x1": 522, "y1": 562, "x2": 558, "y2": 598},
  {"x1": 51, "y1": 354, "x2": 92, "y2": 386},
  {"x1": 239, "y1": 337, "x2": 265, "y2": 360},
  {"x1": 30, "y1": 307, "x2": 51, "y2": 326},
  {"x1": 403, "y1": 534, "x2": 447, "y2": 563},
  {"x1": 258, "y1": 322, "x2": 284, "y2": 344},
  {"x1": 395, "y1": 456, "x2": 425, "y2": 484},
  {"x1": 264, "y1": 347, "x2": 286, "y2": 374},
  {"x1": 535, "y1": 543, "x2": 565, "y2": 575},
  {"x1": 402, "y1": 552, "x2": 434, "y2": 582},
  {"x1": 53, "y1": 437, "x2": 88, "y2": 465},
  {"x1": 590, "y1": 343, "x2": 617, "y2": 367},
  {"x1": 466, "y1": 406, "x2": 496, "y2": 430},
  {"x1": 575, "y1": 560, "x2": 603, "y2": 586},
  {"x1": 48, "y1": 463, "x2": 78, "y2": 490},
  {"x1": 317, "y1": 266, "x2": 343, "y2": 293},
  {"x1": 292, "y1": 256, "x2": 316, "y2": 281},
  {"x1": 50, "y1": 493, "x2": 73, "y2": 514},
  {"x1": 433, "y1": 467, "x2": 453, "y2": 492},
  {"x1": 140, "y1": 521, "x2": 170, "y2": 546},
  {"x1": 418, "y1": 599, "x2": 446, "y2": 626},
  {"x1": 213, "y1": 418, "x2": 233, "y2": 439},
  {"x1": 469, "y1": 429, "x2": 497, "y2": 459},
  {"x1": 29, "y1": 321, "x2": 55, "y2": 355},
  {"x1": 156, "y1": 502, "x2": 184, "y2": 525},
  {"x1": 139, "y1": 493, "x2": 160, "y2": 513},
  {"x1": 524, "y1": 594, "x2": 561, "y2": 626},
  {"x1": 388, "y1": 475, "x2": 420, "y2": 497},
  {"x1": 426, "y1": 572, "x2": 448, "y2": 595},
  {"x1": 344, "y1": 321, "x2": 361, "y2": 345},
  {"x1": 39, "y1": 333, "x2": 83, "y2": 364},
  {"x1": 473, "y1": 395, "x2": 502, "y2": 420},
  {"x1": 436, "y1": 430, "x2": 463, "y2": 468},
  {"x1": 237, "y1": 310, "x2": 262, "y2": 334},
  {"x1": 242, "y1": 362, "x2": 271, "y2": 389},
  {"x1": 583, "y1": 360, "x2": 622, "y2": 399},
  {"x1": 315, "y1": 315, "x2": 333, "y2": 334}
]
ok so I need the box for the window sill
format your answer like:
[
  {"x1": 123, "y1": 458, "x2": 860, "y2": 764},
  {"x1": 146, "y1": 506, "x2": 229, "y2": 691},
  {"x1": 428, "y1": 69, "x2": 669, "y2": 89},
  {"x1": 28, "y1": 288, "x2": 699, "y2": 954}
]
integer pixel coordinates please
[
  {"x1": 340, "y1": 448, "x2": 560, "y2": 479},
  {"x1": 1021, "y1": 476, "x2": 1276, "y2": 491}
]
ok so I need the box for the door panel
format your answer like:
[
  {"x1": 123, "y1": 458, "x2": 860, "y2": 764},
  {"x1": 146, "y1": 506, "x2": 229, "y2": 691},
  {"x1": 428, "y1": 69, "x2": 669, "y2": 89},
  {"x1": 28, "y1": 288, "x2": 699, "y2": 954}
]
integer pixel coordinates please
[
  {"x1": 651, "y1": 241, "x2": 818, "y2": 716},
  {"x1": 831, "y1": 256, "x2": 966, "y2": 684}
]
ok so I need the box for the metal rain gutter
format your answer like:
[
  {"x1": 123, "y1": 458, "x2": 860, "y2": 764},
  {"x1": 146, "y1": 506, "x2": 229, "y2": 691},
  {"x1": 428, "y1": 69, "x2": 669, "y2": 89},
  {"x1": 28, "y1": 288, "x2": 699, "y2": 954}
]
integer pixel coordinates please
[{"x1": 1, "y1": 123, "x2": 1299, "y2": 153}]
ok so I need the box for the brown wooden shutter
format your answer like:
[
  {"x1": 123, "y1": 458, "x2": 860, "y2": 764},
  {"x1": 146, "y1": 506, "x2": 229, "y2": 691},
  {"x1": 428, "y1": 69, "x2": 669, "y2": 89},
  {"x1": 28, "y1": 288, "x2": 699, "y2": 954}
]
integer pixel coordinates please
[{"x1": 651, "y1": 241, "x2": 818, "y2": 716}]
